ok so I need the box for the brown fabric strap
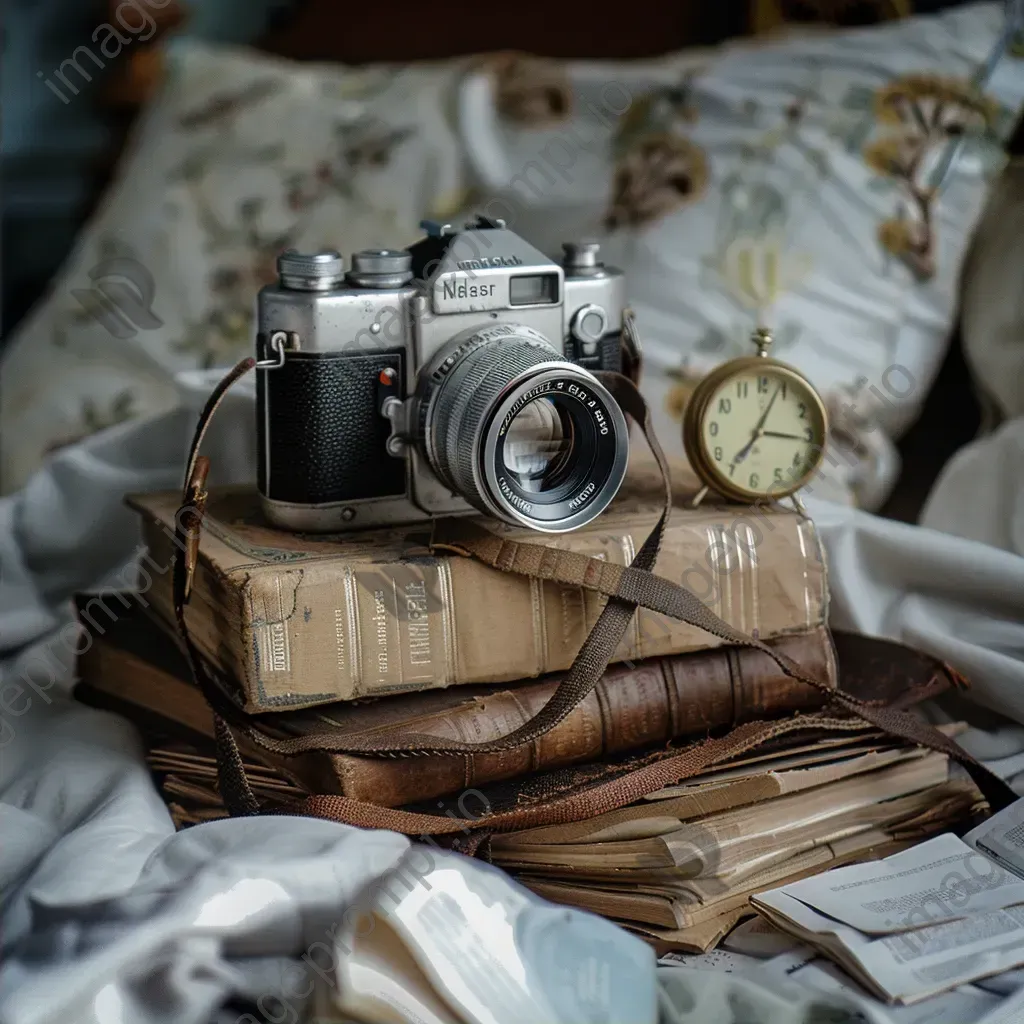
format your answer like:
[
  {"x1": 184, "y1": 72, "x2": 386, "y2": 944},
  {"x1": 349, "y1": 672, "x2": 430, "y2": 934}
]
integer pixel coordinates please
[
  {"x1": 173, "y1": 357, "x2": 262, "y2": 816},
  {"x1": 294, "y1": 716, "x2": 877, "y2": 835},
  {"x1": 171, "y1": 359, "x2": 1017, "y2": 820}
]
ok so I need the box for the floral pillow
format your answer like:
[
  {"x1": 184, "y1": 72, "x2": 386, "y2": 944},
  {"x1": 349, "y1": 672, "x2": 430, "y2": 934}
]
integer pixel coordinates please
[
  {"x1": 455, "y1": 3, "x2": 1024, "y2": 503},
  {"x1": 0, "y1": 42, "x2": 472, "y2": 494}
]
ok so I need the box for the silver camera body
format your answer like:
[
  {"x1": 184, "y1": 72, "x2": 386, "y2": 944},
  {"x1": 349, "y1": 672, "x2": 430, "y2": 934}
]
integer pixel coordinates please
[{"x1": 256, "y1": 217, "x2": 630, "y2": 533}]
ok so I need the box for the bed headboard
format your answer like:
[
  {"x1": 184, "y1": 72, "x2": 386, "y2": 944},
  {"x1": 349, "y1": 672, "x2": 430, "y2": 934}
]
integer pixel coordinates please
[
  {"x1": 253, "y1": 0, "x2": 923, "y2": 62},
  {"x1": 254, "y1": 2, "x2": 743, "y2": 62},
  {"x1": 105, "y1": 0, "x2": 928, "y2": 106}
]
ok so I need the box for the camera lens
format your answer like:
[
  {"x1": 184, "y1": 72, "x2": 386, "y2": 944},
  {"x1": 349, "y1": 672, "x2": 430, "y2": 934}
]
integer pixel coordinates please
[
  {"x1": 420, "y1": 325, "x2": 629, "y2": 532},
  {"x1": 502, "y1": 398, "x2": 576, "y2": 493}
]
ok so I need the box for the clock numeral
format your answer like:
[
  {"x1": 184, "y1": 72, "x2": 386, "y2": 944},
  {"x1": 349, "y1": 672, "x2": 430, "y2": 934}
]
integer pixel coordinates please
[
  {"x1": 803, "y1": 426, "x2": 814, "y2": 442},
  {"x1": 797, "y1": 403, "x2": 806, "y2": 419},
  {"x1": 749, "y1": 472, "x2": 760, "y2": 489},
  {"x1": 792, "y1": 451, "x2": 803, "y2": 468},
  {"x1": 709, "y1": 421, "x2": 719, "y2": 437},
  {"x1": 713, "y1": 446, "x2": 723, "y2": 461},
  {"x1": 718, "y1": 398, "x2": 732, "y2": 414},
  {"x1": 736, "y1": 382, "x2": 749, "y2": 399},
  {"x1": 774, "y1": 467, "x2": 784, "y2": 482},
  {"x1": 728, "y1": 464, "x2": 737, "y2": 477},
  {"x1": 757, "y1": 376, "x2": 769, "y2": 394},
  {"x1": 781, "y1": 382, "x2": 787, "y2": 400}
]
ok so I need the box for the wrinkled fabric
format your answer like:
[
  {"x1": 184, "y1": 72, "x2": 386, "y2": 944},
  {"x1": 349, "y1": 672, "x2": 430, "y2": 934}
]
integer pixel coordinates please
[
  {"x1": 1, "y1": 372, "x2": 1023, "y2": 1023},
  {"x1": 656, "y1": 964, "x2": 892, "y2": 1024},
  {"x1": 806, "y1": 416, "x2": 1024, "y2": 752}
]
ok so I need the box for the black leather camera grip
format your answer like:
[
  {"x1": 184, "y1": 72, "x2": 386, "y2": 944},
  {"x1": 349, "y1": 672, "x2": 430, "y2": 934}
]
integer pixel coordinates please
[{"x1": 258, "y1": 349, "x2": 407, "y2": 504}]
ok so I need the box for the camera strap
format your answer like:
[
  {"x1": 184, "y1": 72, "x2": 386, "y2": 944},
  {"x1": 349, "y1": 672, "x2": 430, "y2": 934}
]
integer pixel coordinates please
[{"x1": 171, "y1": 357, "x2": 1017, "y2": 820}]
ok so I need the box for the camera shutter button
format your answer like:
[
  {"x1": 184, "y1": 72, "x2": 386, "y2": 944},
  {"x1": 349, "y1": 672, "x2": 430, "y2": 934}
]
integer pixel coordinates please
[
  {"x1": 571, "y1": 304, "x2": 608, "y2": 355},
  {"x1": 562, "y1": 240, "x2": 603, "y2": 270}
]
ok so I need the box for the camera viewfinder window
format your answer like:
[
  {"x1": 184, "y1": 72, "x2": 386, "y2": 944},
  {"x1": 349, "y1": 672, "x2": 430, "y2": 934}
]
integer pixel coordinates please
[{"x1": 509, "y1": 273, "x2": 559, "y2": 306}]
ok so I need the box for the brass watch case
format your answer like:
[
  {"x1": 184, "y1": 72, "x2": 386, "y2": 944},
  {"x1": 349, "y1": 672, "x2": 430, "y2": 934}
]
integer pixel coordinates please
[{"x1": 682, "y1": 356, "x2": 830, "y2": 503}]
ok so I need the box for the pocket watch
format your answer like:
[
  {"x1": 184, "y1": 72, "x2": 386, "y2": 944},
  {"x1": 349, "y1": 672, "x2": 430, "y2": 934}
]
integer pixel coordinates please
[{"x1": 682, "y1": 328, "x2": 828, "y2": 508}]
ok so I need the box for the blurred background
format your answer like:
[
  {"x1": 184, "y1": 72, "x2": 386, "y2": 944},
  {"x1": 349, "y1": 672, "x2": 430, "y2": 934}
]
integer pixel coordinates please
[
  {"x1": 3, "y1": 0, "x2": 285, "y2": 334},
  {"x1": 2, "y1": 0, "x2": 1021, "y2": 518},
  {"x1": 1, "y1": 0, "x2": 982, "y2": 336}
]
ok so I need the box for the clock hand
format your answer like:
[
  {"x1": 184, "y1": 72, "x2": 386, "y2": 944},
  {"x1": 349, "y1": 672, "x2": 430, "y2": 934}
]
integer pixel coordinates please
[
  {"x1": 761, "y1": 430, "x2": 805, "y2": 441},
  {"x1": 752, "y1": 383, "x2": 783, "y2": 436},
  {"x1": 731, "y1": 432, "x2": 760, "y2": 466},
  {"x1": 729, "y1": 383, "x2": 782, "y2": 470}
]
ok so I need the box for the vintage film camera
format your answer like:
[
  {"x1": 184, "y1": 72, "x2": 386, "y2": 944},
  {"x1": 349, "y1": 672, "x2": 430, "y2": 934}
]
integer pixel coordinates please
[{"x1": 255, "y1": 217, "x2": 631, "y2": 533}]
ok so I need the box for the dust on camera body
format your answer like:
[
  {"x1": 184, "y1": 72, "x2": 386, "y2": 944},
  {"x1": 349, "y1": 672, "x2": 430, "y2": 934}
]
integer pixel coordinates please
[{"x1": 256, "y1": 218, "x2": 631, "y2": 534}]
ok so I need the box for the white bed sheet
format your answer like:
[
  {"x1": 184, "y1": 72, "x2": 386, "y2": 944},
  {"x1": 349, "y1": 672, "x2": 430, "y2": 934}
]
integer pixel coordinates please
[{"x1": 1, "y1": 372, "x2": 1022, "y2": 1024}]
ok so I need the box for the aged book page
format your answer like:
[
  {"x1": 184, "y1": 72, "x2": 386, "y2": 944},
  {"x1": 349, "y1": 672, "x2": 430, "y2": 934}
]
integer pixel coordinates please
[
  {"x1": 758, "y1": 832, "x2": 1024, "y2": 934},
  {"x1": 492, "y1": 754, "x2": 951, "y2": 872},
  {"x1": 756, "y1": 953, "x2": 1009, "y2": 1024},
  {"x1": 491, "y1": 742, "x2": 945, "y2": 848}
]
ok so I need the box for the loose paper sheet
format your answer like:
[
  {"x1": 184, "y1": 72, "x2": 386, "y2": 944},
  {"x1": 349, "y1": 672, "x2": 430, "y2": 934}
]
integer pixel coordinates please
[
  {"x1": 973, "y1": 967, "x2": 1024, "y2": 997},
  {"x1": 768, "y1": 833, "x2": 1024, "y2": 934},
  {"x1": 965, "y1": 798, "x2": 1024, "y2": 883},
  {"x1": 754, "y1": 888, "x2": 1024, "y2": 1004},
  {"x1": 669, "y1": 944, "x2": 1012, "y2": 1024},
  {"x1": 973, "y1": 984, "x2": 1024, "y2": 1024}
]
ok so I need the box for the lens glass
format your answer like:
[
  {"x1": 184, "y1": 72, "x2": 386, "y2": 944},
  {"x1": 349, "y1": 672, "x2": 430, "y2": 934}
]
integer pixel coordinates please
[
  {"x1": 494, "y1": 385, "x2": 613, "y2": 523},
  {"x1": 502, "y1": 397, "x2": 578, "y2": 494}
]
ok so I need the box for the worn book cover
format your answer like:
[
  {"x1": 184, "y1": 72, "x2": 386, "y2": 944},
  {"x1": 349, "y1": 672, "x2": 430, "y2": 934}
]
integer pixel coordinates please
[
  {"x1": 126, "y1": 465, "x2": 829, "y2": 710},
  {"x1": 73, "y1": 595, "x2": 835, "y2": 807}
]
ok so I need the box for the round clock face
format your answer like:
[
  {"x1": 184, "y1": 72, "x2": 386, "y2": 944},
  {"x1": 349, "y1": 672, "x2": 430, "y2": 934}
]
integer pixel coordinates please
[{"x1": 697, "y1": 365, "x2": 827, "y2": 499}]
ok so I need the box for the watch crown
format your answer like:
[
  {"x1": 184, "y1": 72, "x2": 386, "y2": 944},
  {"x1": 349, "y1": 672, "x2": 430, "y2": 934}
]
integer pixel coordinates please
[{"x1": 752, "y1": 327, "x2": 773, "y2": 357}]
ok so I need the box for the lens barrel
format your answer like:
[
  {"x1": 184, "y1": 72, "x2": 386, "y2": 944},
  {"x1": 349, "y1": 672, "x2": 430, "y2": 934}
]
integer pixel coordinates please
[{"x1": 420, "y1": 325, "x2": 629, "y2": 532}]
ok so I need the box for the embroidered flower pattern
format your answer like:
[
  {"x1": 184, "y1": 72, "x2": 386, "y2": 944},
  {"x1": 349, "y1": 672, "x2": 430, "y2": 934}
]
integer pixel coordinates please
[
  {"x1": 605, "y1": 134, "x2": 709, "y2": 230},
  {"x1": 604, "y1": 76, "x2": 708, "y2": 229},
  {"x1": 489, "y1": 54, "x2": 573, "y2": 126},
  {"x1": 865, "y1": 74, "x2": 1002, "y2": 279}
]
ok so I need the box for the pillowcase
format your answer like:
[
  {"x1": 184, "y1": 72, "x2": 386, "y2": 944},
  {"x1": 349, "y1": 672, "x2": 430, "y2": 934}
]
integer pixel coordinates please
[
  {"x1": 0, "y1": 42, "x2": 470, "y2": 494},
  {"x1": 959, "y1": 158, "x2": 1024, "y2": 426},
  {"x1": 455, "y1": 4, "x2": 1024, "y2": 501}
]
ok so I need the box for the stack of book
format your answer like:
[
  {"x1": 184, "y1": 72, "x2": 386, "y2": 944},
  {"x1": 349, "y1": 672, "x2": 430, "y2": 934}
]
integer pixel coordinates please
[{"x1": 72, "y1": 470, "x2": 982, "y2": 952}]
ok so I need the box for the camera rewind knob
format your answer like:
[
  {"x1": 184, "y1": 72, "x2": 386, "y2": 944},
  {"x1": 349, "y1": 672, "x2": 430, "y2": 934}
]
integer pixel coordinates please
[{"x1": 277, "y1": 250, "x2": 346, "y2": 291}]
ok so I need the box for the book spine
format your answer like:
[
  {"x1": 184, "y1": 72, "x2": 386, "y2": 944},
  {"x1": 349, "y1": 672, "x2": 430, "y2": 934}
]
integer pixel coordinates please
[{"x1": 330, "y1": 628, "x2": 835, "y2": 807}]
